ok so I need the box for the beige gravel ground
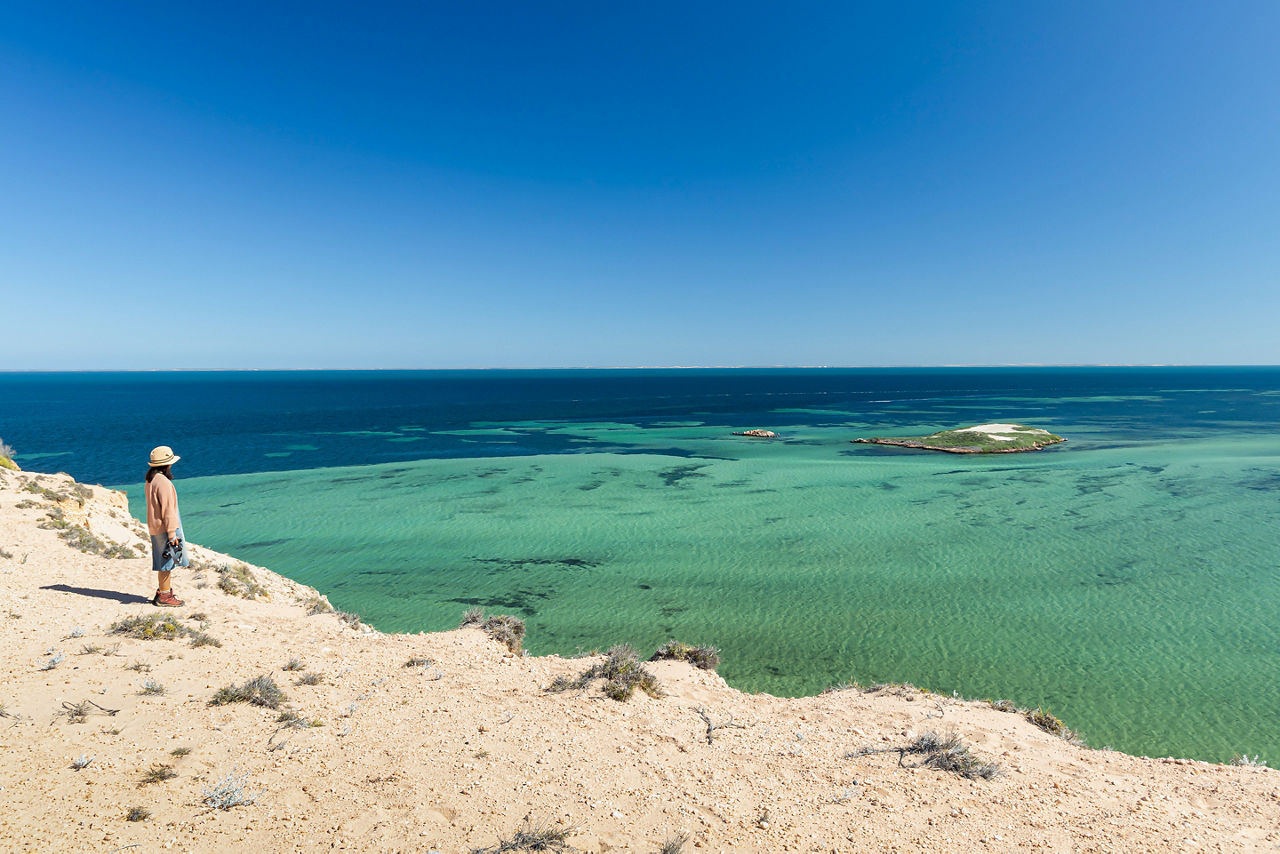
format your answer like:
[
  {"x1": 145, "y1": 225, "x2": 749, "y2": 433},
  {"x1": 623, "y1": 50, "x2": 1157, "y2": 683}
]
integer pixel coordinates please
[{"x1": 0, "y1": 467, "x2": 1277, "y2": 853}]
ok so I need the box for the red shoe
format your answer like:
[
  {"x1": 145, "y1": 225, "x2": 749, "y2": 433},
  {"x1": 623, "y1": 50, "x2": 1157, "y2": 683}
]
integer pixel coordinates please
[{"x1": 152, "y1": 590, "x2": 184, "y2": 607}]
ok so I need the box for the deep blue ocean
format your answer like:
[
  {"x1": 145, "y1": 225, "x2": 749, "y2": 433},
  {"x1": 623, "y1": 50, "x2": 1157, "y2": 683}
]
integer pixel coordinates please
[{"x1": 5, "y1": 367, "x2": 1279, "y2": 485}]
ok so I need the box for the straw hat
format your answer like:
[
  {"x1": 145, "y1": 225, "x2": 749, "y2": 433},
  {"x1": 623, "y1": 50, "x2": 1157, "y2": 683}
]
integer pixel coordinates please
[{"x1": 148, "y1": 446, "x2": 180, "y2": 468}]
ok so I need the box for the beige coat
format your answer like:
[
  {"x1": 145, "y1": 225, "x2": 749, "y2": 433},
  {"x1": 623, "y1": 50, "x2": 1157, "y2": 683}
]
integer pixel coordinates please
[{"x1": 145, "y1": 473, "x2": 181, "y2": 537}]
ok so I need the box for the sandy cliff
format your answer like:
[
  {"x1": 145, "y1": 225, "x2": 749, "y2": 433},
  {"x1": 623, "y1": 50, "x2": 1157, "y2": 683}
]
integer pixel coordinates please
[{"x1": 0, "y1": 468, "x2": 1276, "y2": 852}]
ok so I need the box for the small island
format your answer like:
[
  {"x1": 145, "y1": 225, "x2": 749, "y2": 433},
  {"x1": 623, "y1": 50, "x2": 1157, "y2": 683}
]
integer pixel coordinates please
[
  {"x1": 733, "y1": 429, "x2": 778, "y2": 438},
  {"x1": 853, "y1": 423, "x2": 1066, "y2": 454}
]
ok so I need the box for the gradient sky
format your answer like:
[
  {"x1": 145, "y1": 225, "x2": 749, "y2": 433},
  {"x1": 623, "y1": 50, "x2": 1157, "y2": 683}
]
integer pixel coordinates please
[{"x1": 2, "y1": 2, "x2": 1278, "y2": 368}]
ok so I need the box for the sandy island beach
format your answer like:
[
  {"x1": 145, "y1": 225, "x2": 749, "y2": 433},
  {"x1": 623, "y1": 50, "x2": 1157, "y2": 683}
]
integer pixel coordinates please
[{"x1": 1, "y1": 465, "x2": 1276, "y2": 852}]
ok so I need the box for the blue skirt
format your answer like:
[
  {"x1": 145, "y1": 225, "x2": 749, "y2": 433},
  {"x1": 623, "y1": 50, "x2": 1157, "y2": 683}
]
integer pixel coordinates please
[{"x1": 150, "y1": 527, "x2": 189, "y2": 572}]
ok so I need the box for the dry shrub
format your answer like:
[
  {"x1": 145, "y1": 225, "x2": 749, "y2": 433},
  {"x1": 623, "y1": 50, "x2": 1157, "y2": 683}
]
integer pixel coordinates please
[
  {"x1": 460, "y1": 609, "x2": 526, "y2": 653},
  {"x1": 548, "y1": 644, "x2": 662, "y2": 701},
  {"x1": 210, "y1": 675, "x2": 285, "y2": 709},
  {"x1": 650, "y1": 640, "x2": 720, "y2": 671}
]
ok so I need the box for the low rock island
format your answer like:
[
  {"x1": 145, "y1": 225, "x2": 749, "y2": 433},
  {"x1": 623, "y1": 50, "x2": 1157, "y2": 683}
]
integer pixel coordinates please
[
  {"x1": 732, "y1": 428, "x2": 778, "y2": 438},
  {"x1": 854, "y1": 423, "x2": 1066, "y2": 454}
]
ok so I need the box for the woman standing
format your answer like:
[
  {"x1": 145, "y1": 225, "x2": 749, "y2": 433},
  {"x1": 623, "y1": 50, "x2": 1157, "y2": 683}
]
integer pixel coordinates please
[{"x1": 145, "y1": 445, "x2": 188, "y2": 606}]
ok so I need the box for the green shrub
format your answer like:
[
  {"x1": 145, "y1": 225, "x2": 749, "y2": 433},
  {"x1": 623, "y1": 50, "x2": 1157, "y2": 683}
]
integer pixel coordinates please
[
  {"x1": 1026, "y1": 706, "x2": 1083, "y2": 743},
  {"x1": 216, "y1": 563, "x2": 267, "y2": 599},
  {"x1": 58, "y1": 524, "x2": 135, "y2": 558},
  {"x1": 111, "y1": 614, "x2": 221, "y2": 648},
  {"x1": 111, "y1": 614, "x2": 185, "y2": 641}
]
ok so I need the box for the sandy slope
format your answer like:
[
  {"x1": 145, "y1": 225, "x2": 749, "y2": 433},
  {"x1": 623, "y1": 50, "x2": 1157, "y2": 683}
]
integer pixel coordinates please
[{"x1": 0, "y1": 468, "x2": 1276, "y2": 853}]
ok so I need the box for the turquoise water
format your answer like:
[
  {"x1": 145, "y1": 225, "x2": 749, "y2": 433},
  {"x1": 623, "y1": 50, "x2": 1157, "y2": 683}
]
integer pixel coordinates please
[
  {"x1": 5, "y1": 368, "x2": 1276, "y2": 762},
  {"x1": 138, "y1": 411, "x2": 1279, "y2": 763}
]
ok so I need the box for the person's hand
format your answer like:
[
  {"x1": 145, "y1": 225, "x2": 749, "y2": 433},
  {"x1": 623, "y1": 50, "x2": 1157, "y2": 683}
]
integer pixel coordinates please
[{"x1": 169, "y1": 537, "x2": 180, "y2": 547}]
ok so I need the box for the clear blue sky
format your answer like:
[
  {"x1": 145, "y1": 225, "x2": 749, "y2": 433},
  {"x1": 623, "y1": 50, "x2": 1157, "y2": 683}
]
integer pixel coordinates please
[{"x1": 2, "y1": 2, "x2": 1277, "y2": 368}]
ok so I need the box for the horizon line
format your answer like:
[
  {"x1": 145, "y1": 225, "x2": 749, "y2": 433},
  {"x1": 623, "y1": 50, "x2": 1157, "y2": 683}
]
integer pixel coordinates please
[{"x1": 2, "y1": 362, "x2": 1280, "y2": 374}]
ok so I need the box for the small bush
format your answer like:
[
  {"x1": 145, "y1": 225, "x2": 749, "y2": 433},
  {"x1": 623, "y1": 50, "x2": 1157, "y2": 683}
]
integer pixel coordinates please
[
  {"x1": 460, "y1": 609, "x2": 526, "y2": 653},
  {"x1": 650, "y1": 641, "x2": 720, "y2": 671},
  {"x1": 25, "y1": 481, "x2": 72, "y2": 503},
  {"x1": 170, "y1": 746, "x2": 192, "y2": 757},
  {"x1": 125, "y1": 806, "x2": 150, "y2": 822},
  {"x1": 40, "y1": 652, "x2": 65, "y2": 671},
  {"x1": 849, "y1": 730, "x2": 1000, "y2": 780},
  {"x1": 335, "y1": 611, "x2": 363, "y2": 629},
  {"x1": 187, "y1": 629, "x2": 222, "y2": 648},
  {"x1": 297, "y1": 672, "x2": 324, "y2": 686},
  {"x1": 139, "y1": 679, "x2": 166, "y2": 696},
  {"x1": 547, "y1": 644, "x2": 662, "y2": 701},
  {"x1": 275, "y1": 709, "x2": 319, "y2": 730},
  {"x1": 139, "y1": 764, "x2": 177, "y2": 785},
  {"x1": 404, "y1": 656, "x2": 434, "y2": 668},
  {"x1": 58, "y1": 700, "x2": 92, "y2": 724},
  {"x1": 210, "y1": 675, "x2": 285, "y2": 709},
  {"x1": 988, "y1": 699, "x2": 1017, "y2": 713},
  {"x1": 658, "y1": 833, "x2": 689, "y2": 854},
  {"x1": 303, "y1": 596, "x2": 333, "y2": 615},
  {"x1": 202, "y1": 768, "x2": 262, "y2": 810},
  {"x1": 1026, "y1": 706, "x2": 1082, "y2": 743},
  {"x1": 54, "y1": 521, "x2": 135, "y2": 558},
  {"x1": 282, "y1": 657, "x2": 305, "y2": 672},
  {"x1": 71, "y1": 754, "x2": 94, "y2": 770},
  {"x1": 37, "y1": 507, "x2": 70, "y2": 531},
  {"x1": 110, "y1": 614, "x2": 184, "y2": 641},
  {"x1": 111, "y1": 614, "x2": 220, "y2": 648},
  {"x1": 216, "y1": 563, "x2": 267, "y2": 599},
  {"x1": 915, "y1": 733, "x2": 1000, "y2": 780},
  {"x1": 482, "y1": 615, "x2": 525, "y2": 653},
  {"x1": 1231, "y1": 753, "x2": 1267, "y2": 767},
  {"x1": 471, "y1": 818, "x2": 575, "y2": 853},
  {"x1": 125, "y1": 660, "x2": 152, "y2": 672}
]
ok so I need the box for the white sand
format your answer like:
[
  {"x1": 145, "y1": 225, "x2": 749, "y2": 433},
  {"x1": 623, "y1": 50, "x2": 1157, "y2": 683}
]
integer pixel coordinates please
[{"x1": 964, "y1": 423, "x2": 1047, "y2": 435}]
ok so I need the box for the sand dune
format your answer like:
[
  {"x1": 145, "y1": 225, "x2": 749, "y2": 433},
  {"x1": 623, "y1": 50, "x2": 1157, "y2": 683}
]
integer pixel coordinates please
[{"x1": 0, "y1": 467, "x2": 1276, "y2": 852}]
